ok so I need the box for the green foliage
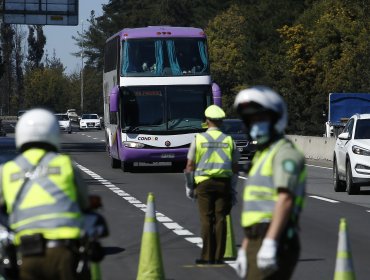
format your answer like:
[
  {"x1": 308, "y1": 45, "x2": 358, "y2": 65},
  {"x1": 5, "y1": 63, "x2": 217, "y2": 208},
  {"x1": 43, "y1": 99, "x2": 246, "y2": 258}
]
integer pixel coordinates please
[
  {"x1": 23, "y1": 67, "x2": 69, "y2": 112},
  {"x1": 206, "y1": 4, "x2": 249, "y2": 116},
  {"x1": 26, "y1": 26, "x2": 46, "y2": 70},
  {"x1": 0, "y1": 23, "x2": 15, "y2": 115},
  {"x1": 3, "y1": 0, "x2": 370, "y2": 137},
  {"x1": 274, "y1": 0, "x2": 370, "y2": 135}
]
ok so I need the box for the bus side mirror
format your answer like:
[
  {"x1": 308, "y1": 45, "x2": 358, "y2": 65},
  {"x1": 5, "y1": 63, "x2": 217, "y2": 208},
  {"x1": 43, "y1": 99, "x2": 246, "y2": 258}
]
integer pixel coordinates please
[
  {"x1": 110, "y1": 86, "x2": 119, "y2": 112},
  {"x1": 212, "y1": 82, "x2": 222, "y2": 107}
]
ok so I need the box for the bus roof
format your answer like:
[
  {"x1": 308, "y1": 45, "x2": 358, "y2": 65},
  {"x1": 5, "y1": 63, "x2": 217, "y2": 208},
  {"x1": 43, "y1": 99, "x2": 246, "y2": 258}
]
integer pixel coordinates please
[{"x1": 106, "y1": 26, "x2": 206, "y2": 42}]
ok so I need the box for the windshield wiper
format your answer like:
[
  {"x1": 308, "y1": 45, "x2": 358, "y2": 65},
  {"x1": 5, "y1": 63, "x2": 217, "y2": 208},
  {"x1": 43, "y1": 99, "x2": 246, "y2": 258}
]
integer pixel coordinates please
[
  {"x1": 123, "y1": 126, "x2": 141, "y2": 132},
  {"x1": 169, "y1": 125, "x2": 202, "y2": 130}
]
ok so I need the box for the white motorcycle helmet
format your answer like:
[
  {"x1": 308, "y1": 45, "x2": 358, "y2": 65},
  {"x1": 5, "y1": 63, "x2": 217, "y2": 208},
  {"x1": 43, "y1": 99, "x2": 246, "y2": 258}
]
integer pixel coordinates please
[
  {"x1": 16, "y1": 108, "x2": 60, "y2": 150},
  {"x1": 234, "y1": 86, "x2": 287, "y2": 134}
]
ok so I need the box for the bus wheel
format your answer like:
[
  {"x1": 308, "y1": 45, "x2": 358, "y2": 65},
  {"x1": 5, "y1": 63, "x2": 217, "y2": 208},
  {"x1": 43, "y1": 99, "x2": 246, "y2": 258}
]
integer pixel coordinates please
[
  {"x1": 111, "y1": 157, "x2": 121, "y2": 169},
  {"x1": 121, "y1": 161, "x2": 133, "y2": 172}
]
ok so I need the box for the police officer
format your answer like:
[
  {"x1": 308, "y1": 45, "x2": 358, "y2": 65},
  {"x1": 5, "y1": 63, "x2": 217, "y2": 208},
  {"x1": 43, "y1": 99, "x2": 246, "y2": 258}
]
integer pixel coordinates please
[
  {"x1": 0, "y1": 108, "x2": 90, "y2": 280},
  {"x1": 233, "y1": 86, "x2": 306, "y2": 279},
  {"x1": 184, "y1": 104, "x2": 239, "y2": 265}
]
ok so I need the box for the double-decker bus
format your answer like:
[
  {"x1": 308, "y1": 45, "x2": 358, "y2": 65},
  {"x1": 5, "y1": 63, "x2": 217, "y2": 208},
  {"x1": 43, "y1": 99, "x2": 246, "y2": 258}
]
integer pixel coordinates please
[{"x1": 103, "y1": 26, "x2": 221, "y2": 172}]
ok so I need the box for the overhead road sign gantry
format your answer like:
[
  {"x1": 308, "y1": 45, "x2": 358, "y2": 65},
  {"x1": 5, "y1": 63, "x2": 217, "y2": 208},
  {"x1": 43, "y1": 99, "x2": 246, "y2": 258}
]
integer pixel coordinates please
[{"x1": 3, "y1": 0, "x2": 79, "y2": 26}]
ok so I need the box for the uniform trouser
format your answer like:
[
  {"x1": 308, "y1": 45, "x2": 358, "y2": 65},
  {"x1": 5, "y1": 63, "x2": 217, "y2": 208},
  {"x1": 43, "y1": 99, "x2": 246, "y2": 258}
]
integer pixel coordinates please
[
  {"x1": 20, "y1": 247, "x2": 89, "y2": 280},
  {"x1": 196, "y1": 178, "x2": 232, "y2": 262},
  {"x1": 245, "y1": 232, "x2": 300, "y2": 280}
]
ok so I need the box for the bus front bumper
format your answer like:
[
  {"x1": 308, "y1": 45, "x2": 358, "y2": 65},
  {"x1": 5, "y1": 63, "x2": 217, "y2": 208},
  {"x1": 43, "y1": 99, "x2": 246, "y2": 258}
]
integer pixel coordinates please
[{"x1": 120, "y1": 147, "x2": 189, "y2": 163}]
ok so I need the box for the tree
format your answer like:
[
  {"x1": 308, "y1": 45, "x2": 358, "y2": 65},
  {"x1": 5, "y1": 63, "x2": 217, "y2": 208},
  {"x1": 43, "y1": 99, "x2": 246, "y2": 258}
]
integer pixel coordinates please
[
  {"x1": 13, "y1": 26, "x2": 26, "y2": 111},
  {"x1": 0, "y1": 23, "x2": 15, "y2": 115},
  {"x1": 275, "y1": 0, "x2": 370, "y2": 135},
  {"x1": 26, "y1": 25, "x2": 46, "y2": 71},
  {"x1": 206, "y1": 5, "x2": 249, "y2": 115},
  {"x1": 23, "y1": 66, "x2": 69, "y2": 112}
]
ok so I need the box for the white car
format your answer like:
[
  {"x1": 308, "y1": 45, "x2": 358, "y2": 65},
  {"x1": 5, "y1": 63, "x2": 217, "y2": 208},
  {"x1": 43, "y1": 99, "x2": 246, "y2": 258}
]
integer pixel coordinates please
[
  {"x1": 67, "y1": 109, "x2": 79, "y2": 123},
  {"x1": 333, "y1": 113, "x2": 370, "y2": 194},
  {"x1": 55, "y1": 113, "x2": 72, "y2": 134},
  {"x1": 79, "y1": 114, "x2": 102, "y2": 130}
]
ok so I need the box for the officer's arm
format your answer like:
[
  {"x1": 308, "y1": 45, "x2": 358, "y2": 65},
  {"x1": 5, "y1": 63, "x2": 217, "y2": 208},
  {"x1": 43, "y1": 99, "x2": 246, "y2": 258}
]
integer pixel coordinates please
[
  {"x1": 0, "y1": 165, "x2": 8, "y2": 227},
  {"x1": 185, "y1": 139, "x2": 196, "y2": 172},
  {"x1": 0, "y1": 165, "x2": 5, "y2": 209},
  {"x1": 185, "y1": 159, "x2": 195, "y2": 172},
  {"x1": 264, "y1": 189, "x2": 293, "y2": 241},
  {"x1": 232, "y1": 141, "x2": 240, "y2": 174}
]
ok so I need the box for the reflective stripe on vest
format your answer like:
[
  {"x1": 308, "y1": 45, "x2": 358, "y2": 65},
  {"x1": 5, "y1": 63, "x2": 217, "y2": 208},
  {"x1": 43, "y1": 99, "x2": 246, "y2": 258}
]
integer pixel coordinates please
[
  {"x1": 194, "y1": 130, "x2": 233, "y2": 184},
  {"x1": 241, "y1": 139, "x2": 306, "y2": 228},
  {"x1": 1, "y1": 149, "x2": 82, "y2": 243}
]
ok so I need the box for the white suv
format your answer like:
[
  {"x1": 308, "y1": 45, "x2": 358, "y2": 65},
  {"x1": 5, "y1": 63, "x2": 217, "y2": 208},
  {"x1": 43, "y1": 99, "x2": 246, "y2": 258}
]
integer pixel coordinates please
[{"x1": 333, "y1": 114, "x2": 370, "y2": 194}]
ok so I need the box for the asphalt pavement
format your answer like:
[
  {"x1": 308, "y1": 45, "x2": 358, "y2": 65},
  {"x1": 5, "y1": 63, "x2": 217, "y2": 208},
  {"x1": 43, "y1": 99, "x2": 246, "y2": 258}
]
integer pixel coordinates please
[{"x1": 1, "y1": 130, "x2": 370, "y2": 279}]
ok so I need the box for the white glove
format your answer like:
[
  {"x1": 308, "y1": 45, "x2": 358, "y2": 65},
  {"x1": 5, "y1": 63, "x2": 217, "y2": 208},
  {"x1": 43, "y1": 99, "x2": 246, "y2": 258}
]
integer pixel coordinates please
[
  {"x1": 234, "y1": 248, "x2": 247, "y2": 278},
  {"x1": 185, "y1": 185, "x2": 196, "y2": 201},
  {"x1": 257, "y1": 238, "x2": 278, "y2": 275}
]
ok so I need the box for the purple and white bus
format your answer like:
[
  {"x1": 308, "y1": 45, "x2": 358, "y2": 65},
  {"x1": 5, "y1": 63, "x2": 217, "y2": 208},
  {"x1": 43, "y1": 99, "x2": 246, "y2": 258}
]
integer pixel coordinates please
[{"x1": 103, "y1": 26, "x2": 221, "y2": 172}]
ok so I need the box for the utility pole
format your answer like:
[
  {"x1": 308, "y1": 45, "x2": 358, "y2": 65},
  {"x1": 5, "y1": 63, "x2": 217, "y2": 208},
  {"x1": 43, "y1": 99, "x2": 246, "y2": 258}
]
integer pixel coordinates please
[{"x1": 80, "y1": 19, "x2": 84, "y2": 115}]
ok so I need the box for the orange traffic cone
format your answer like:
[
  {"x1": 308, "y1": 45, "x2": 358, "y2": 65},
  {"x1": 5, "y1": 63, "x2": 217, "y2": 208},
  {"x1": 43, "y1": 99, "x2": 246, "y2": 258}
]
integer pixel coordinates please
[
  {"x1": 136, "y1": 193, "x2": 165, "y2": 280},
  {"x1": 333, "y1": 218, "x2": 356, "y2": 280}
]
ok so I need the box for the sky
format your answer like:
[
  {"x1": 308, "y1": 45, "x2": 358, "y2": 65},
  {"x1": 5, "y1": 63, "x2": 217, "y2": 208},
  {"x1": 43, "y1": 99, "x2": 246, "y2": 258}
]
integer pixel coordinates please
[{"x1": 43, "y1": 0, "x2": 109, "y2": 74}]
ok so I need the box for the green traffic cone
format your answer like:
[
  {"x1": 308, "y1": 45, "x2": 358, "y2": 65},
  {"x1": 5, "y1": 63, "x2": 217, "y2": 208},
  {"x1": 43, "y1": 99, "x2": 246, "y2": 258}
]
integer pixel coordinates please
[
  {"x1": 223, "y1": 214, "x2": 237, "y2": 260},
  {"x1": 90, "y1": 262, "x2": 102, "y2": 280},
  {"x1": 334, "y1": 218, "x2": 356, "y2": 280},
  {"x1": 137, "y1": 193, "x2": 165, "y2": 280}
]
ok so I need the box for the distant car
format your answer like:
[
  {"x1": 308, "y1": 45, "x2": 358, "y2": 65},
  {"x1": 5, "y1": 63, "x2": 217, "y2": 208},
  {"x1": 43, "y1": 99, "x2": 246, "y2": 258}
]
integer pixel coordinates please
[
  {"x1": 221, "y1": 119, "x2": 256, "y2": 160},
  {"x1": 55, "y1": 113, "x2": 72, "y2": 134},
  {"x1": 333, "y1": 113, "x2": 370, "y2": 194},
  {"x1": 79, "y1": 114, "x2": 102, "y2": 130},
  {"x1": 67, "y1": 109, "x2": 79, "y2": 123}
]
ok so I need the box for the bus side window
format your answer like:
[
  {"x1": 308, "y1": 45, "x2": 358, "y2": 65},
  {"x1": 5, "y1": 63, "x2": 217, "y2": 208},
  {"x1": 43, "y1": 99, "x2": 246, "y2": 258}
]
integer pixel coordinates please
[{"x1": 104, "y1": 36, "x2": 119, "y2": 73}]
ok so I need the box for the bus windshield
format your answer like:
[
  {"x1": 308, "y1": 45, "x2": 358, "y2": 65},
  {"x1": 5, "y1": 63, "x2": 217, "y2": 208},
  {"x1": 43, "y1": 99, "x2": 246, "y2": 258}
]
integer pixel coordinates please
[
  {"x1": 121, "y1": 85, "x2": 212, "y2": 133},
  {"x1": 121, "y1": 38, "x2": 209, "y2": 77}
]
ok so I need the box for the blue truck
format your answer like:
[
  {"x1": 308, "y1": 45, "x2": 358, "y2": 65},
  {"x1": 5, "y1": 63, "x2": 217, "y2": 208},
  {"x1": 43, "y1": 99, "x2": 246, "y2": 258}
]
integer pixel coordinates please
[{"x1": 325, "y1": 93, "x2": 370, "y2": 137}]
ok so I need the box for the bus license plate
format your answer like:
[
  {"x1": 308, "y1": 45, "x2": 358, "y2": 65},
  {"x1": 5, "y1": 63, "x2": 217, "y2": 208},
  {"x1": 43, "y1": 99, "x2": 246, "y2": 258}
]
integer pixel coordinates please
[{"x1": 161, "y1": 153, "x2": 175, "y2": 159}]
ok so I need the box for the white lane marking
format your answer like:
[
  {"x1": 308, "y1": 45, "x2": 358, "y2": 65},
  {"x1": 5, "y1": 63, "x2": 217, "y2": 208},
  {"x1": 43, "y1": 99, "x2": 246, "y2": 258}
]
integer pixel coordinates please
[
  {"x1": 75, "y1": 163, "x2": 203, "y2": 251},
  {"x1": 78, "y1": 162, "x2": 341, "y2": 266},
  {"x1": 174, "y1": 229, "x2": 193, "y2": 235},
  {"x1": 309, "y1": 195, "x2": 339, "y2": 203},
  {"x1": 163, "y1": 222, "x2": 183, "y2": 230},
  {"x1": 93, "y1": 138, "x2": 98, "y2": 140},
  {"x1": 306, "y1": 164, "x2": 332, "y2": 170},
  {"x1": 101, "y1": 140, "x2": 105, "y2": 142}
]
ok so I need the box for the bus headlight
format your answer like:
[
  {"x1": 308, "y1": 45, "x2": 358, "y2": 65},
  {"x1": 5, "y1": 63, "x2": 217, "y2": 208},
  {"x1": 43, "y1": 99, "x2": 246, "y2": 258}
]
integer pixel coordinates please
[{"x1": 123, "y1": 141, "x2": 145, "y2": 148}]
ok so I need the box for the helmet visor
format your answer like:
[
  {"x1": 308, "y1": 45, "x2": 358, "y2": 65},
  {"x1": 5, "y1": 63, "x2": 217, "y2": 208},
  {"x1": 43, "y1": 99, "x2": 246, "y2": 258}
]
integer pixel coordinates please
[{"x1": 238, "y1": 102, "x2": 268, "y2": 115}]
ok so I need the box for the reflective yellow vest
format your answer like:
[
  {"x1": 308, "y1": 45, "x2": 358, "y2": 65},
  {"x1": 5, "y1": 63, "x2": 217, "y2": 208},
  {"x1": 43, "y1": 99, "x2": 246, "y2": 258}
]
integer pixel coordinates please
[
  {"x1": 241, "y1": 139, "x2": 306, "y2": 228},
  {"x1": 1, "y1": 148, "x2": 82, "y2": 244},
  {"x1": 194, "y1": 129, "x2": 233, "y2": 184}
]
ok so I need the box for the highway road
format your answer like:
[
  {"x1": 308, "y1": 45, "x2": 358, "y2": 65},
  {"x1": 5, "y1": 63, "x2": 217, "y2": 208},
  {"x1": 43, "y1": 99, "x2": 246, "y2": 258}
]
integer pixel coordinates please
[{"x1": 1, "y1": 128, "x2": 370, "y2": 280}]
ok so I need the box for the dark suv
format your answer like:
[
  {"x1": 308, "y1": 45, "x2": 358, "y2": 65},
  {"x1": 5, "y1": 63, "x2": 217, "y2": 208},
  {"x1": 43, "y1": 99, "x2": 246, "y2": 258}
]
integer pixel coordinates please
[{"x1": 221, "y1": 119, "x2": 256, "y2": 160}]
